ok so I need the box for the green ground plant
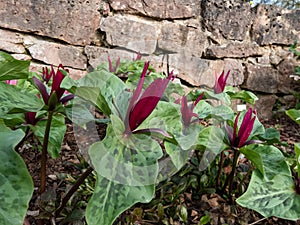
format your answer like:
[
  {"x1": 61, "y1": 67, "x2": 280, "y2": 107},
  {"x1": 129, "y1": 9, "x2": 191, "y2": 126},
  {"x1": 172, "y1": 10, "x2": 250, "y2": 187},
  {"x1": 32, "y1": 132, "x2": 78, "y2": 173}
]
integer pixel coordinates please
[{"x1": 1, "y1": 50, "x2": 300, "y2": 224}]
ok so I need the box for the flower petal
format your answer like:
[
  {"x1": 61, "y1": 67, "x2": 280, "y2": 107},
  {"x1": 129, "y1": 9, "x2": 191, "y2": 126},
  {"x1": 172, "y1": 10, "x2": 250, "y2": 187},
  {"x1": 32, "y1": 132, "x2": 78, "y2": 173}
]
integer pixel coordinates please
[
  {"x1": 237, "y1": 108, "x2": 253, "y2": 139},
  {"x1": 135, "y1": 51, "x2": 142, "y2": 61},
  {"x1": 32, "y1": 76, "x2": 49, "y2": 105},
  {"x1": 181, "y1": 96, "x2": 195, "y2": 127},
  {"x1": 238, "y1": 116, "x2": 256, "y2": 148},
  {"x1": 224, "y1": 122, "x2": 234, "y2": 145},
  {"x1": 130, "y1": 61, "x2": 150, "y2": 107},
  {"x1": 129, "y1": 74, "x2": 171, "y2": 131},
  {"x1": 129, "y1": 96, "x2": 160, "y2": 131},
  {"x1": 133, "y1": 128, "x2": 171, "y2": 138},
  {"x1": 214, "y1": 70, "x2": 230, "y2": 94},
  {"x1": 107, "y1": 56, "x2": 120, "y2": 72},
  {"x1": 194, "y1": 92, "x2": 204, "y2": 106},
  {"x1": 51, "y1": 66, "x2": 65, "y2": 100},
  {"x1": 233, "y1": 111, "x2": 240, "y2": 144},
  {"x1": 60, "y1": 94, "x2": 75, "y2": 104},
  {"x1": 25, "y1": 112, "x2": 37, "y2": 125}
]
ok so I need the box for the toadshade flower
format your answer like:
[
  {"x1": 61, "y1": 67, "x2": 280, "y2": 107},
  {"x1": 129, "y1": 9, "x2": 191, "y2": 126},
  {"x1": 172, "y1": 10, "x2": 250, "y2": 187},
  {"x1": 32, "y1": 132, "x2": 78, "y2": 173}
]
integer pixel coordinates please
[
  {"x1": 32, "y1": 64, "x2": 74, "y2": 110},
  {"x1": 224, "y1": 108, "x2": 258, "y2": 149},
  {"x1": 108, "y1": 56, "x2": 120, "y2": 73},
  {"x1": 124, "y1": 61, "x2": 173, "y2": 135},
  {"x1": 214, "y1": 70, "x2": 230, "y2": 94},
  {"x1": 25, "y1": 112, "x2": 38, "y2": 125},
  {"x1": 180, "y1": 93, "x2": 204, "y2": 128}
]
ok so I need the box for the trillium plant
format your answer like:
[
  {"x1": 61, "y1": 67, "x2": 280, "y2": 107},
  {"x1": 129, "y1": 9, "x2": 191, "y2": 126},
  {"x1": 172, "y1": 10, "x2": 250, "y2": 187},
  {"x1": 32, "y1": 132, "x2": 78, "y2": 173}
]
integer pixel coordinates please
[{"x1": 1, "y1": 50, "x2": 300, "y2": 225}]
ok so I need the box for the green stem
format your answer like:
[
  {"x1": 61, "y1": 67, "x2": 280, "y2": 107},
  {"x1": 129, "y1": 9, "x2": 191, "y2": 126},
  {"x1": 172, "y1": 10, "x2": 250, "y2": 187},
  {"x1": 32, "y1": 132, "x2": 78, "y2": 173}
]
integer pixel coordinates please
[
  {"x1": 40, "y1": 111, "x2": 54, "y2": 194},
  {"x1": 55, "y1": 166, "x2": 94, "y2": 217},
  {"x1": 227, "y1": 149, "x2": 240, "y2": 202},
  {"x1": 216, "y1": 151, "x2": 225, "y2": 188}
]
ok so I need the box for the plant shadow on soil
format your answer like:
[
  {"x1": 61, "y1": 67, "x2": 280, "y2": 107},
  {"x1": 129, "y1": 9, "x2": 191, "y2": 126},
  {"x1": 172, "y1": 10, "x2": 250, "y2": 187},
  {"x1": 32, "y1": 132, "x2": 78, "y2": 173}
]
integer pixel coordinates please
[{"x1": 19, "y1": 113, "x2": 300, "y2": 225}]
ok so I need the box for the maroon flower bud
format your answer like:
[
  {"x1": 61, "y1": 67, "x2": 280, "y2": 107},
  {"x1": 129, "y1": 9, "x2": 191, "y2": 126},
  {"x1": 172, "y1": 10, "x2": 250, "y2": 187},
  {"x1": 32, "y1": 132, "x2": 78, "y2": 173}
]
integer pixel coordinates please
[{"x1": 214, "y1": 70, "x2": 230, "y2": 94}]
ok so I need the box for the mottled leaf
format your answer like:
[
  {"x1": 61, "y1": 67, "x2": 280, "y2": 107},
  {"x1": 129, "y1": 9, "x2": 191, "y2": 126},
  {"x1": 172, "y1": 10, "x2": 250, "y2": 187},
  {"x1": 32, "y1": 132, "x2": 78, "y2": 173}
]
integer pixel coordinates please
[
  {"x1": 86, "y1": 175, "x2": 155, "y2": 225},
  {"x1": 240, "y1": 146, "x2": 264, "y2": 175},
  {"x1": 0, "y1": 82, "x2": 43, "y2": 116},
  {"x1": 62, "y1": 70, "x2": 126, "y2": 115},
  {"x1": 0, "y1": 51, "x2": 29, "y2": 81},
  {"x1": 228, "y1": 90, "x2": 258, "y2": 104},
  {"x1": 139, "y1": 101, "x2": 182, "y2": 135},
  {"x1": 0, "y1": 123, "x2": 33, "y2": 225},
  {"x1": 251, "y1": 145, "x2": 290, "y2": 179},
  {"x1": 237, "y1": 171, "x2": 300, "y2": 220},
  {"x1": 165, "y1": 141, "x2": 191, "y2": 170},
  {"x1": 286, "y1": 109, "x2": 300, "y2": 125},
  {"x1": 259, "y1": 127, "x2": 281, "y2": 144},
  {"x1": 87, "y1": 115, "x2": 162, "y2": 225},
  {"x1": 195, "y1": 126, "x2": 227, "y2": 171},
  {"x1": 237, "y1": 145, "x2": 300, "y2": 221}
]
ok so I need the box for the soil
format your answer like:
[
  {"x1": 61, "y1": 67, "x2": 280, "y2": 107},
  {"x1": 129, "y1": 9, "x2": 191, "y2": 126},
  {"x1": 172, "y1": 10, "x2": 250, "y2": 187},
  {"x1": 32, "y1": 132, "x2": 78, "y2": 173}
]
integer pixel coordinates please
[{"x1": 19, "y1": 113, "x2": 300, "y2": 225}]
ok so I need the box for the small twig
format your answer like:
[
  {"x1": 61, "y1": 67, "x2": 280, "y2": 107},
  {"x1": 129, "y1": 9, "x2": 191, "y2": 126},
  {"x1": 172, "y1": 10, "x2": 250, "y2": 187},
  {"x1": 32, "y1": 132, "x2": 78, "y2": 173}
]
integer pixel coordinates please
[
  {"x1": 248, "y1": 217, "x2": 267, "y2": 225},
  {"x1": 228, "y1": 149, "x2": 240, "y2": 200},
  {"x1": 50, "y1": 217, "x2": 56, "y2": 225},
  {"x1": 55, "y1": 166, "x2": 94, "y2": 217},
  {"x1": 216, "y1": 151, "x2": 225, "y2": 188},
  {"x1": 40, "y1": 111, "x2": 54, "y2": 194}
]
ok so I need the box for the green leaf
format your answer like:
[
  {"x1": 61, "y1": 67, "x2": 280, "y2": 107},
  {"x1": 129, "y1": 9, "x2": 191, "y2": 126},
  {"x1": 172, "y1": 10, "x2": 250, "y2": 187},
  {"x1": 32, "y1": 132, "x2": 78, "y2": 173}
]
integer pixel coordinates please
[
  {"x1": 86, "y1": 175, "x2": 155, "y2": 225},
  {"x1": 63, "y1": 70, "x2": 126, "y2": 115},
  {"x1": 0, "y1": 82, "x2": 43, "y2": 116},
  {"x1": 87, "y1": 115, "x2": 163, "y2": 225},
  {"x1": 30, "y1": 114, "x2": 66, "y2": 158},
  {"x1": 228, "y1": 90, "x2": 258, "y2": 104},
  {"x1": 203, "y1": 90, "x2": 231, "y2": 105},
  {"x1": 240, "y1": 146, "x2": 264, "y2": 175},
  {"x1": 199, "y1": 214, "x2": 211, "y2": 225},
  {"x1": 74, "y1": 86, "x2": 111, "y2": 115},
  {"x1": 295, "y1": 143, "x2": 300, "y2": 178},
  {"x1": 165, "y1": 141, "x2": 191, "y2": 170},
  {"x1": 196, "y1": 126, "x2": 227, "y2": 154},
  {"x1": 175, "y1": 123, "x2": 202, "y2": 150},
  {"x1": 195, "y1": 126, "x2": 227, "y2": 171},
  {"x1": 259, "y1": 128, "x2": 281, "y2": 144},
  {"x1": 194, "y1": 101, "x2": 234, "y2": 121},
  {"x1": 2, "y1": 113, "x2": 25, "y2": 128},
  {"x1": 237, "y1": 171, "x2": 300, "y2": 221},
  {"x1": 0, "y1": 51, "x2": 30, "y2": 81},
  {"x1": 65, "y1": 98, "x2": 96, "y2": 128},
  {"x1": 237, "y1": 145, "x2": 300, "y2": 221},
  {"x1": 89, "y1": 115, "x2": 162, "y2": 186},
  {"x1": 248, "y1": 145, "x2": 290, "y2": 179},
  {"x1": 286, "y1": 109, "x2": 300, "y2": 125},
  {"x1": 139, "y1": 101, "x2": 182, "y2": 135},
  {"x1": 0, "y1": 123, "x2": 33, "y2": 225},
  {"x1": 194, "y1": 100, "x2": 212, "y2": 119},
  {"x1": 210, "y1": 104, "x2": 234, "y2": 121}
]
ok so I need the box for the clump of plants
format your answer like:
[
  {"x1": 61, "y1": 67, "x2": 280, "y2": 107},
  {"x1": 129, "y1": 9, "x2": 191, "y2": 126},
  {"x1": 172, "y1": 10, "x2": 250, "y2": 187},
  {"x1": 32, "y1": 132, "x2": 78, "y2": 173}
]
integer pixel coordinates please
[{"x1": 1, "y1": 50, "x2": 300, "y2": 225}]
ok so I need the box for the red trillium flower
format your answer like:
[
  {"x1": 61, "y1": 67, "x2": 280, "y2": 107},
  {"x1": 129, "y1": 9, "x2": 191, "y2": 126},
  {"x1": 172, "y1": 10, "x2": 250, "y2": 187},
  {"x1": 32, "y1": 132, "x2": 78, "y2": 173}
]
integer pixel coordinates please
[
  {"x1": 33, "y1": 64, "x2": 74, "y2": 109},
  {"x1": 225, "y1": 108, "x2": 257, "y2": 149},
  {"x1": 42, "y1": 66, "x2": 55, "y2": 83},
  {"x1": 180, "y1": 93, "x2": 204, "y2": 128},
  {"x1": 108, "y1": 56, "x2": 120, "y2": 73},
  {"x1": 214, "y1": 70, "x2": 230, "y2": 94},
  {"x1": 124, "y1": 61, "x2": 173, "y2": 135},
  {"x1": 25, "y1": 112, "x2": 37, "y2": 125},
  {"x1": 134, "y1": 51, "x2": 142, "y2": 61}
]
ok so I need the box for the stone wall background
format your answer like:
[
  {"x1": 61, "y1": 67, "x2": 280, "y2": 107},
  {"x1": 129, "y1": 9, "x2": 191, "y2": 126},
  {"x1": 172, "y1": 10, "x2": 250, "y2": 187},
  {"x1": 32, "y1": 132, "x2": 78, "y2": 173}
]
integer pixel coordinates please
[{"x1": 0, "y1": 0, "x2": 299, "y2": 118}]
